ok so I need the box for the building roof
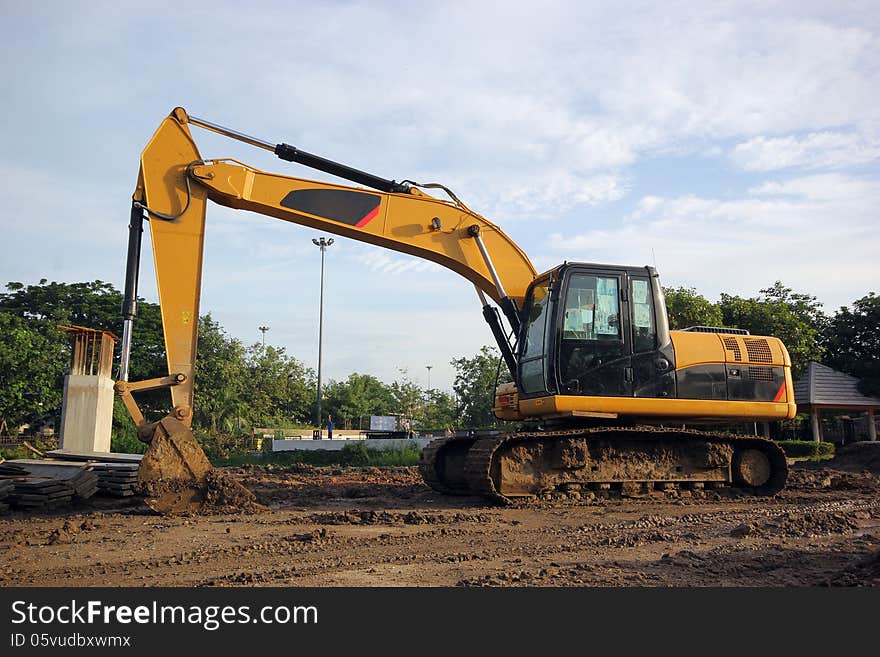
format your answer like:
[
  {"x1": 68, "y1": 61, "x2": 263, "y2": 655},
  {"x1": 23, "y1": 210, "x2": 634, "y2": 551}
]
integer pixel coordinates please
[{"x1": 794, "y1": 361, "x2": 880, "y2": 408}]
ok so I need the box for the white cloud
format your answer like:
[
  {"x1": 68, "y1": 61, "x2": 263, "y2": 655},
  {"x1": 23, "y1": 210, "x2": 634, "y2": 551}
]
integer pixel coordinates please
[
  {"x1": 731, "y1": 129, "x2": 880, "y2": 171},
  {"x1": 469, "y1": 171, "x2": 629, "y2": 222},
  {"x1": 2, "y1": 1, "x2": 879, "y2": 387},
  {"x1": 749, "y1": 173, "x2": 879, "y2": 200},
  {"x1": 355, "y1": 249, "x2": 441, "y2": 276},
  {"x1": 546, "y1": 173, "x2": 880, "y2": 309}
]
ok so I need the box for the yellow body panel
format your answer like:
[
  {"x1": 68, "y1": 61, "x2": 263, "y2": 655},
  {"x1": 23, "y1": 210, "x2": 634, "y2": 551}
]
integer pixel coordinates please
[
  {"x1": 670, "y1": 330, "x2": 791, "y2": 368},
  {"x1": 669, "y1": 331, "x2": 727, "y2": 369},
  {"x1": 138, "y1": 112, "x2": 209, "y2": 420},
  {"x1": 519, "y1": 394, "x2": 796, "y2": 421},
  {"x1": 512, "y1": 332, "x2": 797, "y2": 422}
]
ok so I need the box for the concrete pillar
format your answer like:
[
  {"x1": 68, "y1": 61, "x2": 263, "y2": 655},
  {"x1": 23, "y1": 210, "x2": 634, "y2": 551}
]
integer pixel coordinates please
[
  {"x1": 59, "y1": 374, "x2": 115, "y2": 453},
  {"x1": 810, "y1": 408, "x2": 822, "y2": 443},
  {"x1": 869, "y1": 409, "x2": 877, "y2": 442}
]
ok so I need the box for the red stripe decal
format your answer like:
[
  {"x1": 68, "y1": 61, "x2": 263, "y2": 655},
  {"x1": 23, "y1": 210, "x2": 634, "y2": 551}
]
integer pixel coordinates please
[
  {"x1": 355, "y1": 205, "x2": 380, "y2": 227},
  {"x1": 773, "y1": 383, "x2": 786, "y2": 403}
]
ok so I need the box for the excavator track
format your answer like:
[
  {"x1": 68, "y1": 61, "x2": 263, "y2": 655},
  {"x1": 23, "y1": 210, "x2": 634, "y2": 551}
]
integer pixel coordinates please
[
  {"x1": 421, "y1": 426, "x2": 788, "y2": 504},
  {"x1": 419, "y1": 435, "x2": 479, "y2": 495}
]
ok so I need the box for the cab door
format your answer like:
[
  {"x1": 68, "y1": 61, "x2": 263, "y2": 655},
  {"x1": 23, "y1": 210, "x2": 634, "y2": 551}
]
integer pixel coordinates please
[
  {"x1": 518, "y1": 276, "x2": 556, "y2": 398},
  {"x1": 556, "y1": 268, "x2": 632, "y2": 397},
  {"x1": 629, "y1": 275, "x2": 674, "y2": 397}
]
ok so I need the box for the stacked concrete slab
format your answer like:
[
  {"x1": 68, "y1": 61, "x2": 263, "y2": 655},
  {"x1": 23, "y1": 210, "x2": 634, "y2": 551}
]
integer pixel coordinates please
[
  {"x1": 47, "y1": 449, "x2": 142, "y2": 498},
  {"x1": 0, "y1": 478, "x2": 13, "y2": 513},
  {"x1": 11, "y1": 478, "x2": 73, "y2": 511},
  {"x1": 0, "y1": 459, "x2": 99, "y2": 510},
  {"x1": 4, "y1": 460, "x2": 98, "y2": 500},
  {"x1": 91, "y1": 463, "x2": 140, "y2": 497}
]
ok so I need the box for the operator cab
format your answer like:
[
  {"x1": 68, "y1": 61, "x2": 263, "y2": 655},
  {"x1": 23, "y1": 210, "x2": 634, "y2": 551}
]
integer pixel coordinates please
[{"x1": 516, "y1": 263, "x2": 676, "y2": 400}]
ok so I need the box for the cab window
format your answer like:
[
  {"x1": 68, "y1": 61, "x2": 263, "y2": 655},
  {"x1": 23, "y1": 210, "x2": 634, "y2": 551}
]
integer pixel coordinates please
[
  {"x1": 559, "y1": 274, "x2": 623, "y2": 387},
  {"x1": 563, "y1": 274, "x2": 620, "y2": 340},
  {"x1": 630, "y1": 277, "x2": 656, "y2": 352}
]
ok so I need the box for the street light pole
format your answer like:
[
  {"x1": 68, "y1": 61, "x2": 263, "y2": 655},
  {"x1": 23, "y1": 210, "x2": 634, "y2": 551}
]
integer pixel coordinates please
[
  {"x1": 312, "y1": 237, "x2": 334, "y2": 428},
  {"x1": 258, "y1": 325, "x2": 269, "y2": 346},
  {"x1": 426, "y1": 365, "x2": 432, "y2": 389}
]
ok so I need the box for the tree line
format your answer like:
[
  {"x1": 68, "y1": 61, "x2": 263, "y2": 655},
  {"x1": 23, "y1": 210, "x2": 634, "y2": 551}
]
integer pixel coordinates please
[
  {"x1": 0, "y1": 280, "x2": 498, "y2": 435},
  {"x1": 0, "y1": 279, "x2": 877, "y2": 438},
  {"x1": 664, "y1": 282, "x2": 879, "y2": 394}
]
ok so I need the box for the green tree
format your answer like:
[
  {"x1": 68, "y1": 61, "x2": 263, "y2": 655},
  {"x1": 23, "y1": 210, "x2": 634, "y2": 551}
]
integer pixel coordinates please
[
  {"x1": 419, "y1": 388, "x2": 457, "y2": 430},
  {"x1": 760, "y1": 281, "x2": 827, "y2": 330},
  {"x1": 663, "y1": 286, "x2": 723, "y2": 330},
  {"x1": 0, "y1": 311, "x2": 66, "y2": 427},
  {"x1": 0, "y1": 279, "x2": 165, "y2": 381},
  {"x1": 451, "y1": 345, "x2": 511, "y2": 428},
  {"x1": 193, "y1": 314, "x2": 248, "y2": 431},
  {"x1": 0, "y1": 279, "x2": 321, "y2": 435},
  {"x1": 390, "y1": 369, "x2": 424, "y2": 428},
  {"x1": 240, "y1": 343, "x2": 315, "y2": 428},
  {"x1": 323, "y1": 373, "x2": 394, "y2": 429},
  {"x1": 822, "y1": 292, "x2": 880, "y2": 396},
  {"x1": 719, "y1": 281, "x2": 825, "y2": 375}
]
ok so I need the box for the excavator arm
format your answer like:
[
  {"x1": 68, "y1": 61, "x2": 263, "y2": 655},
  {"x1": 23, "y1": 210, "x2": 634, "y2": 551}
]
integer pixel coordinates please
[
  {"x1": 122, "y1": 108, "x2": 535, "y2": 420},
  {"x1": 116, "y1": 107, "x2": 536, "y2": 512}
]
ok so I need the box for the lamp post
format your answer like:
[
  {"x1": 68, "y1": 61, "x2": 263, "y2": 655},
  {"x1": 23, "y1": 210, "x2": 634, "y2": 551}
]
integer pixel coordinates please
[
  {"x1": 286, "y1": 372, "x2": 294, "y2": 420},
  {"x1": 312, "y1": 237, "x2": 334, "y2": 427},
  {"x1": 258, "y1": 325, "x2": 269, "y2": 346},
  {"x1": 425, "y1": 365, "x2": 432, "y2": 389}
]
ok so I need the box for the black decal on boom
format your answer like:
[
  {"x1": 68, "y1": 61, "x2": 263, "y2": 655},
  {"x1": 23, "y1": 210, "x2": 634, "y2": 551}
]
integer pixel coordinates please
[{"x1": 280, "y1": 189, "x2": 381, "y2": 226}]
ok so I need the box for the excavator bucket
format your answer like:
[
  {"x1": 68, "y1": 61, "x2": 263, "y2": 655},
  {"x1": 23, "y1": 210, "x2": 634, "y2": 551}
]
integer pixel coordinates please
[
  {"x1": 137, "y1": 415, "x2": 255, "y2": 515},
  {"x1": 114, "y1": 376, "x2": 258, "y2": 514},
  {"x1": 137, "y1": 416, "x2": 212, "y2": 514}
]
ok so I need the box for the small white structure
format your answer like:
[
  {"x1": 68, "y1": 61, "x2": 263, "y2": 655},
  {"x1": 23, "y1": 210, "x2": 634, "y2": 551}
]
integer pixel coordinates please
[{"x1": 58, "y1": 326, "x2": 117, "y2": 454}]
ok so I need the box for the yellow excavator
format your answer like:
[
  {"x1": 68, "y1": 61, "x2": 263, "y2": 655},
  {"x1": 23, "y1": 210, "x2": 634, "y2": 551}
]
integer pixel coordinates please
[{"x1": 116, "y1": 107, "x2": 795, "y2": 511}]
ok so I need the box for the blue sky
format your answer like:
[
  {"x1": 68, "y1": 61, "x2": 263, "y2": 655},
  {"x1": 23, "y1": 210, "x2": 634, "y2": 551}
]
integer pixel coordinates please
[{"x1": 1, "y1": 1, "x2": 878, "y2": 391}]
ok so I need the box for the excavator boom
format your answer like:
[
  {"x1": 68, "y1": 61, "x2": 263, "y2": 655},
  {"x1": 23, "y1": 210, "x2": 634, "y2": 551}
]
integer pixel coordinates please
[{"x1": 118, "y1": 107, "x2": 536, "y2": 512}]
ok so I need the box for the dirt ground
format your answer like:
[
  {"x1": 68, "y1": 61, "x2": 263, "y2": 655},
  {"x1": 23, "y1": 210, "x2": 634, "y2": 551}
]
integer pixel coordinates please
[{"x1": 2, "y1": 444, "x2": 880, "y2": 587}]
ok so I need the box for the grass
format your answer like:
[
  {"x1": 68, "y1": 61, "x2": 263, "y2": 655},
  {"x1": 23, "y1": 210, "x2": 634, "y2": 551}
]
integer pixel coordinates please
[
  {"x1": 212, "y1": 441, "x2": 422, "y2": 468},
  {"x1": 777, "y1": 440, "x2": 835, "y2": 461},
  {"x1": 0, "y1": 445, "x2": 30, "y2": 461}
]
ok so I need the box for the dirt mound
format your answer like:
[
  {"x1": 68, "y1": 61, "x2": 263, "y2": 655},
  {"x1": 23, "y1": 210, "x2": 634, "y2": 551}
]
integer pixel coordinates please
[
  {"x1": 764, "y1": 510, "x2": 863, "y2": 538},
  {"x1": 827, "y1": 442, "x2": 880, "y2": 475},
  {"x1": 202, "y1": 471, "x2": 264, "y2": 514},
  {"x1": 787, "y1": 467, "x2": 880, "y2": 493},
  {"x1": 47, "y1": 520, "x2": 77, "y2": 545},
  {"x1": 231, "y1": 465, "x2": 428, "y2": 509},
  {"x1": 139, "y1": 471, "x2": 263, "y2": 515},
  {"x1": 45, "y1": 518, "x2": 98, "y2": 545},
  {"x1": 729, "y1": 508, "x2": 875, "y2": 540}
]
